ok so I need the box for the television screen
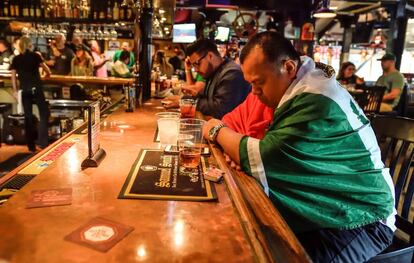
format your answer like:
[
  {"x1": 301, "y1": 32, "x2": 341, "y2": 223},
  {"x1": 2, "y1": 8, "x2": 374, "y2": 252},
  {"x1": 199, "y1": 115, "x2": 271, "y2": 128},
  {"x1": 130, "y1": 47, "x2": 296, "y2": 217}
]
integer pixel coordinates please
[
  {"x1": 215, "y1": 27, "x2": 230, "y2": 42},
  {"x1": 173, "y1": 24, "x2": 197, "y2": 43}
]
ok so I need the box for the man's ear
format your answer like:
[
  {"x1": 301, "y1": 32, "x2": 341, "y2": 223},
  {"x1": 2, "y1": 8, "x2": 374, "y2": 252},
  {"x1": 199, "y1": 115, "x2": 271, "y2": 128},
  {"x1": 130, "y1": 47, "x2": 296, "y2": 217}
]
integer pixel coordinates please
[{"x1": 283, "y1": 60, "x2": 298, "y2": 78}]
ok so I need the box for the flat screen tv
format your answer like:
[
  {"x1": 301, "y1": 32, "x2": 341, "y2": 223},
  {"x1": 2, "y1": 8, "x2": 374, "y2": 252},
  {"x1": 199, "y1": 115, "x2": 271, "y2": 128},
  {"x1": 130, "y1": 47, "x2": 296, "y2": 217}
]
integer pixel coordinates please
[
  {"x1": 173, "y1": 24, "x2": 197, "y2": 43},
  {"x1": 215, "y1": 26, "x2": 230, "y2": 42}
]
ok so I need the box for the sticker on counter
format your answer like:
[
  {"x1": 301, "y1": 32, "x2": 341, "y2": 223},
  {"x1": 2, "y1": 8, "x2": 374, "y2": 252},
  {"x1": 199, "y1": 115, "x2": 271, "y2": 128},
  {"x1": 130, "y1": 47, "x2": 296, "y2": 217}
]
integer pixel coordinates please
[
  {"x1": 26, "y1": 188, "x2": 72, "y2": 209},
  {"x1": 64, "y1": 217, "x2": 134, "y2": 252}
]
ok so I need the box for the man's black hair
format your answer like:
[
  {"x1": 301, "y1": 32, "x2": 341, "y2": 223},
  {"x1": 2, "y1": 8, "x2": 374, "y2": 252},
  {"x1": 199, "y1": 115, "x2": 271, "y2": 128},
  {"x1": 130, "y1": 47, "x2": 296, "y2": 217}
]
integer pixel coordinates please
[
  {"x1": 186, "y1": 39, "x2": 220, "y2": 57},
  {"x1": 240, "y1": 32, "x2": 300, "y2": 67},
  {"x1": 120, "y1": 50, "x2": 130, "y2": 62}
]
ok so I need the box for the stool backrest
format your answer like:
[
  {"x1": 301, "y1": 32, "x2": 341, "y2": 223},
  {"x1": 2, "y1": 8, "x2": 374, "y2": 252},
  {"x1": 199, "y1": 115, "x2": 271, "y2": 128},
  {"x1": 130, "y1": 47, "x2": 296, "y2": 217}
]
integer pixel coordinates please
[
  {"x1": 362, "y1": 86, "x2": 386, "y2": 114},
  {"x1": 371, "y1": 115, "x2": 414, "y2": 244}
]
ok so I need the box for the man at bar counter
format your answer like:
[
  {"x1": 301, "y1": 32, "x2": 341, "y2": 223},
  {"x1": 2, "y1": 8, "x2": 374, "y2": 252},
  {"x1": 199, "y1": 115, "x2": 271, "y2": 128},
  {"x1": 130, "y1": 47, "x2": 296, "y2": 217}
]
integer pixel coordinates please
[
  {"x1": 203, "y1": 32, "x2": 395, "y2": 262},
  {"x1": 185, "y1": 39, "x2": 251, "y2": 119},
  {"x1": 376, "y1": 53, "x2": 405, "y2": 112},
  {"x1": 45, "y1": 33, "x2": 74, "y2": 75}
]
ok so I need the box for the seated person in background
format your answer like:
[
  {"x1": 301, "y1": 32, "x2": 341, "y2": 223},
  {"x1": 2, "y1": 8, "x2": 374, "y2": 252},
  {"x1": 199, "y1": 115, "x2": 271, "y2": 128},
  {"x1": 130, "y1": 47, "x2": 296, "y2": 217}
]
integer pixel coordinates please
[
  {"x1": 376, "y1": 53, "x2": 405, "y2": 112},
  {"x1": 152, "y1": 50, "x2": 174, "y2": 78},
  {"x1": 90, "y1": 40, "x2": 110, "y2": 77},
  {"x1": 203, "y1": 32, "x2": 395, "y2": 263},
  {"x1": 113, "y1": 42, "x2": 135, "y2": 70},
  {"x1": 111, "y1": 50, "x2": 133, "y2": 78},
  {"x1": 168, "y1": 47, "x2": 185, "y2": 73},
  {"x1": 45, "y1": 33, "x2": 74, "y2": 75},
  {"x1": 186, "y1": 39, "x2": 250, "y2": 119},
  {"x1": 337, "y1": 61, "x2": 364, "y2": 86},
  {"x1": 71, "y1": 45, "x2": 94, "y2": 76}
]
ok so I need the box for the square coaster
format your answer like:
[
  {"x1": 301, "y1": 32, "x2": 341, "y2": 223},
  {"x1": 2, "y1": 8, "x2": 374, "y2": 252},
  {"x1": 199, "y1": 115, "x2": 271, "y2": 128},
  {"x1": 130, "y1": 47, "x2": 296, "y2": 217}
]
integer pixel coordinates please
[
  {"x1": 64, "y1": 217, "x2": 134, "y2": 252},
  {"x1": 26, "y1": 188, "x2": 72, "y2": 209}
]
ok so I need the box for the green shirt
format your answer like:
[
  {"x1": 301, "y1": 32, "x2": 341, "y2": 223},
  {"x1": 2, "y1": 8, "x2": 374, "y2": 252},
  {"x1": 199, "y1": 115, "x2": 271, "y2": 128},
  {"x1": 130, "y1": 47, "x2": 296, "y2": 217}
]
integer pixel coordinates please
[
  {"x1": 113, "y1": 50, "x2": 135, "y2": 70},
  {"x1": 239, "y1": 57, "x2": 395, "y2": 233},
  {"x1": 376, "y1": 71, "x2": 405, "y2": 108},
  {"x1": 195, "y1": 73, "x2": 206, "y2": 83}
]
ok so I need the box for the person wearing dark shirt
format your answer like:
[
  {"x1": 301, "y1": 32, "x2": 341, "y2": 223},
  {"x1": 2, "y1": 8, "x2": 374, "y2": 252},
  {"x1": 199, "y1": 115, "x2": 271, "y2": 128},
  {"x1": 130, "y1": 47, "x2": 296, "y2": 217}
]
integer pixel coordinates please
[
  {"x1": 185, "y1": 39, "x2": 250, "y2": 119},
  {"x1": 168, "y1": 47, "x2": 185, "y2": 73},
  {"x1": 45, "y1": 33, "x2": 74, "y2": 75},
  {"x1": 0, "y1": 39, "x2": 12, "y2": 66},
  {"x1": 337, "y1": 62, "x2": 364, "y2": 86},
  {"x1": 10, "y1": 36, "x2": 51, "y2": 152}
]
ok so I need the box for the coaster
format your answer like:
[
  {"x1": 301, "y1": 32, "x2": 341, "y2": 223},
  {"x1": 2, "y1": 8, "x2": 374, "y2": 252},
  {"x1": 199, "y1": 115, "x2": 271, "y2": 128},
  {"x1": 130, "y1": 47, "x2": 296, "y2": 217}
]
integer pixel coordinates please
[
  {"x1": 26, "y1": 188, "x2": 72, "y2": 209},
  {"x1": 64, "y1": 217, "x2": 134, "y2": 252}
]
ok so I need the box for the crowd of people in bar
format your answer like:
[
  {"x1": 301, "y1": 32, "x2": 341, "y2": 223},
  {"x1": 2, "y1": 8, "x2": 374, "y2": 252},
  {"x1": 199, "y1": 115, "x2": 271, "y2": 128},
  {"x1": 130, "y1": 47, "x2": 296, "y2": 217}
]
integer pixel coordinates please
[{"x1": 2, "y1": 25, "x2": 408, "y2": 262}]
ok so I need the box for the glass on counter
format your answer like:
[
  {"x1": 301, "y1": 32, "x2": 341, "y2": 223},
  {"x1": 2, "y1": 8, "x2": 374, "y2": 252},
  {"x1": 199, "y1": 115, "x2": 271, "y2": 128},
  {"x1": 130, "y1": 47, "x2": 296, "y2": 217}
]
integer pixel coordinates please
[
  {"x1": 156, "y1": 112, "x2": 180, "y2": 146},
  {"x1": 180, "y1": 98, "x2": 197, "y2": 118},
  {"x1": 178, "y1": 119, "x2": 205, "y2": 172}
]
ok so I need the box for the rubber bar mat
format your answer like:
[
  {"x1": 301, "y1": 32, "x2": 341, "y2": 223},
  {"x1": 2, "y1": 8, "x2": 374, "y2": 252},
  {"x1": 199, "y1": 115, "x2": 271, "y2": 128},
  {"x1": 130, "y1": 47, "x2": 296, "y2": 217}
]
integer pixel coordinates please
[{"x1": 1, "y1": 175, "x2": 35, "y2": 190}]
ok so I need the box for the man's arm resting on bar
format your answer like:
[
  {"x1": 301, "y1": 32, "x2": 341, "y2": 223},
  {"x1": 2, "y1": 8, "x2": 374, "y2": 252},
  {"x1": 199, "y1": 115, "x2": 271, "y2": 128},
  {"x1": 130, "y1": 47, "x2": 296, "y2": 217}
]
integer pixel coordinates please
[{"x1": 203, "y1": 119, "x2": 244, "y2": 164}]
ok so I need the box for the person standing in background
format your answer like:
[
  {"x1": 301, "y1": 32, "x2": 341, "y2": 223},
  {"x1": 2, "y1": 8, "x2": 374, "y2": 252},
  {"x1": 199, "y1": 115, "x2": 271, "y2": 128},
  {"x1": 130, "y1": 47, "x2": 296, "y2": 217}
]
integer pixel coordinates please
[
  {"x1": 111, "y1": 50, "x2": 133, "y2": 78},
  {"x1": 168, "y1": 47, "x2": 185, "y2": 73},
  {"x1": 152, "y1": 50, "x2": 174, "y2": 78},
  {"x1": 10, "y1": 36, "x2": 51, "y2": 152},
  {"x1": 376, "y1": 53, "x2": 405, "y2": 112},
  {"x1": 90, "y1": 40, "x2": 110, "y2": 77},
  {"x1": 71, "y1": 45, "x2": 94, "y2": 76},
  {"x1": 113, "y1": 42, "x2": 135, "y2": 70},
  {"x1": 45, "y1": 33, "x2": 74, "y2": 75}
]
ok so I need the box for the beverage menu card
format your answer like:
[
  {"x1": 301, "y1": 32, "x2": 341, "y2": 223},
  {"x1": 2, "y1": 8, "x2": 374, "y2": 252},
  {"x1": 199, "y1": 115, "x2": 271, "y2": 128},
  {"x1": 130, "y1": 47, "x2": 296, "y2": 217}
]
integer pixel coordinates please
[
  {"x1": 119, "y1": 149, "x2": 217, "y2": 201},
  {"x1": 64, "y1": 217, "x2": 134, "y2": 252},
  {"x1": 26, "y1": 188, "x2": 72, "y2": 208}
]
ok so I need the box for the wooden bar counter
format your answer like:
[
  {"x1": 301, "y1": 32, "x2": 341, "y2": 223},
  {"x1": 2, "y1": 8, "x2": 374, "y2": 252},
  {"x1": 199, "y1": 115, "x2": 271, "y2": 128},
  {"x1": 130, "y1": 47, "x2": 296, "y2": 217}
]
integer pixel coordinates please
[{"x1": 0, "y1": 101, "x2": 310, "y2": 263}]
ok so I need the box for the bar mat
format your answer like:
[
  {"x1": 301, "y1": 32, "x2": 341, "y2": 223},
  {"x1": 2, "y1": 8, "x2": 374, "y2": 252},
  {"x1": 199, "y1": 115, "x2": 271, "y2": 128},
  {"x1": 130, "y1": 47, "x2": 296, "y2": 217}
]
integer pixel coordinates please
[
  {"x1": 119, "y1": 149, "x2": 216, "y2": 201},
  {"x1": 1, "y1": 175, "x2": 35, "y2": 190}
]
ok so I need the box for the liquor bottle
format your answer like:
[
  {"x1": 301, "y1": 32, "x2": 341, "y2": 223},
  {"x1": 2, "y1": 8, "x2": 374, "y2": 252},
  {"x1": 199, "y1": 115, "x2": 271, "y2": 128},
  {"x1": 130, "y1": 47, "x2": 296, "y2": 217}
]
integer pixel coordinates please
[
  {"x1": 113, "y1": 1, "x2": 119, "y2": 20},
  {"x1": 22, "y1": 0, "x2": 29, "y2": 17},
  {"x1": 126, "y1": 5, "x2": 132, "y2": 20},
  {"x1": 30, "y1": 0, "x2": 35, "y2": 17},
  {"x1": 73, "y1": 1, "x2": 79, "y2": 19},
  {"x1": 99, "y1": 2, "x2": 105, "y2": 20},
  {"x1": 106, "y1": 0, "x2": 112, "y2": 20},
  {"x1": 2, "y1": 0, "x2": 9, "y2": 17},
  {"x1": 119, "y1": 1, "x2": 125, "y2": 20},
  {"x1": 9, "y1": 0, "x2": 15, "y2": 17},
  {"x1": 35, "y1": 0, "x2": 41, "y2": 18}
]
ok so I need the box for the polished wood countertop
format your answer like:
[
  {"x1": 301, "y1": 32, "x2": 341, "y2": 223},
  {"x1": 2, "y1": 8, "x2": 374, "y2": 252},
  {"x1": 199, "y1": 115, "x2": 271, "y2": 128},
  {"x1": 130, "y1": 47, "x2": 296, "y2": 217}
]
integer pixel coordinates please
[{"x1": 0, "y1": 101, "x2": 311, "y2": 263}]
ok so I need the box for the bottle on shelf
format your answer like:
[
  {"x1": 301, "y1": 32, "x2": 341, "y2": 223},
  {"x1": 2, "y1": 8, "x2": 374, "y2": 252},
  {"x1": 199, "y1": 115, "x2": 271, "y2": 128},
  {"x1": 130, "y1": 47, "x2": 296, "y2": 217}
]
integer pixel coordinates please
[
  {"x1": 2, "y1": 0, "x2": 8, "y2": 17},
  {"x1": 106, "y1": 0, "x2": 112, "y2": 20},
  {"x1": 30, "y1": 0, "x2": 35, "y2": 17},
  {"x1": 22, "y1": 0, "x2": 29, "y2": 17},
  {"x1": 120, "y1": 1, "x2": 125, "y2": 20},
  {"x1": 9, "y1": 0, "x2": 15, "y2": 17},
  {"x1": 35, "y1": 0, "x2": 42, "y2": 18},
  {"x1": 113, "y1": 0, "x2": 119, "y2": 20},
  {"x1": 126, "y1": 4, "x2": 132, "y2": 20},
  {"x1": 99, "y1": 1, "x2": 105, "y2": 20}
]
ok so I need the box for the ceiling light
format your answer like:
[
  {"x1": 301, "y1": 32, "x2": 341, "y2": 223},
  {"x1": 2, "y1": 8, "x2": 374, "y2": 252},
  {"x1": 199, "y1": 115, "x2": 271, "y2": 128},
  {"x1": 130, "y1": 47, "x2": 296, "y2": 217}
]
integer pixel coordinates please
[{"x1": 313, "y1": 0, "x2": 337, "y2": 19}]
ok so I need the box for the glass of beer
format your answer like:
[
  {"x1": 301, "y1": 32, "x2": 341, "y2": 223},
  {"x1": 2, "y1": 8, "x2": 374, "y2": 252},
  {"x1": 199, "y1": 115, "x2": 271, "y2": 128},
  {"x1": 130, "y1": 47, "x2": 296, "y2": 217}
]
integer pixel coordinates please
[
  {"x1": 180, "y1": 98, "x2": 197, "y2": 118},
  {"x1": 156, "y1": 112, "x2": 180, "y2": 147},
  {"x1": 178, "y1": 119, "x2": 205, "y2": 173}
]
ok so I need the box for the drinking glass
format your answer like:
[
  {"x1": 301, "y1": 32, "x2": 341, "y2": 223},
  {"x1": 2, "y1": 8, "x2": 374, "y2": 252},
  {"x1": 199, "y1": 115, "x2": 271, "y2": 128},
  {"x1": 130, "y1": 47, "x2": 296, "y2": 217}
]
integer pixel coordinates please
[
  {"x1": 180, "y1": 98, "x2": 197, "y2": 118},
  {"x1": 156, "y1": 112, "x2": 180, "y2": 147},
  {"x1": 178, "y1": 119, "x2": 205, "y2": 173}
]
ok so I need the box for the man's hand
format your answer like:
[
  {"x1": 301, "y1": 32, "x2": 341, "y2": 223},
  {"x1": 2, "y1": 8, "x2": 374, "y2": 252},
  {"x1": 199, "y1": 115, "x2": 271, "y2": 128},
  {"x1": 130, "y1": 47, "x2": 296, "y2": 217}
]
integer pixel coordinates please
[
  {"x1": 224, "y1": 153, "x2": 241, "y2": 171},
  {"x1": 203, "y1": 118, "x2": 224, "y2": 141},
  {"x1": 162, "y1": 95, "x2": 180, "y2": 109},
  {"x1": 181, "y1": 85, "x2": 198, "y2": 96}
]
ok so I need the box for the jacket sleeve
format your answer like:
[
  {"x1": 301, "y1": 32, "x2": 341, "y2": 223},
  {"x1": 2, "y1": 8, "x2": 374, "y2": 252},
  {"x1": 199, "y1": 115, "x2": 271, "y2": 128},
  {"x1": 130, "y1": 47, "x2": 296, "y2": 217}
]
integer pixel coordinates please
[{"x1": 196, "y1": 69, "x2": 250, "y2": 119}]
